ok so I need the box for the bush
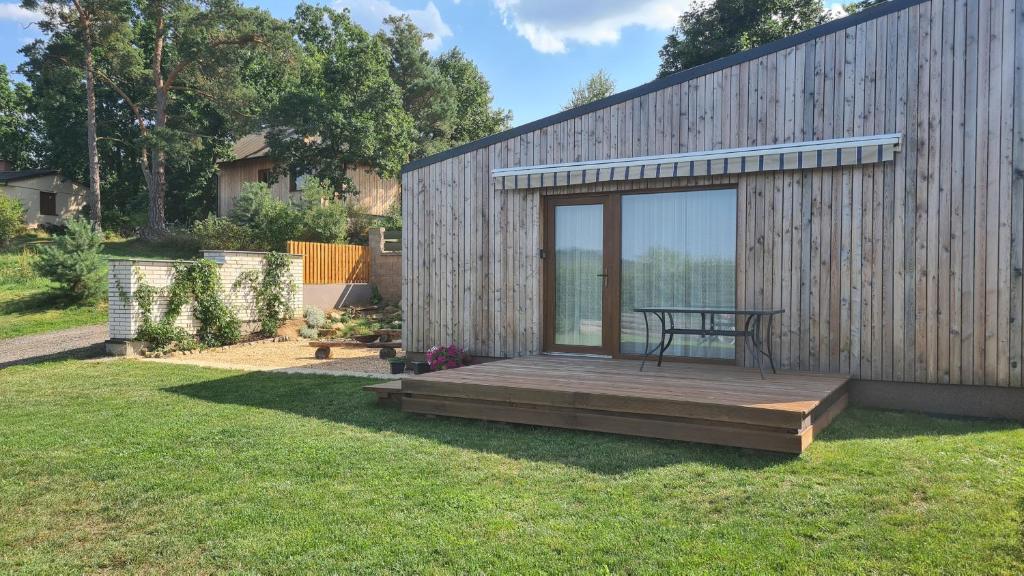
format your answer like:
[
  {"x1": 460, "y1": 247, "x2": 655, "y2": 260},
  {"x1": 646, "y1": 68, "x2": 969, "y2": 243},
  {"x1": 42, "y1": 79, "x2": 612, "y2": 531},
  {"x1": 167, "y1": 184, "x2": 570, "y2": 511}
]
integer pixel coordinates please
[
  {"x1": 0, "y1": 195, "x2": 25, "y2": 247},
  {"x1": 229, "y1": 182, "x2": 302, "y2": 251},
  {"x1": 33, "y1": 216, "x2": 105, "y2": 303},
  {"x1": 167, "y1": 259, "x2": 241, "y2": 347},
  {"x1": 191, "y1": 216, "x2": 253, "y2": 251},
  {"x1": 302, "y1": 202, "x2": 348, "y2": 244},
  {"x1": 303, "y1": 305, "x2": 326, "y2": 329},
  {"x1": 298, "y1": 326, "x2": 318, "y2": 339}
]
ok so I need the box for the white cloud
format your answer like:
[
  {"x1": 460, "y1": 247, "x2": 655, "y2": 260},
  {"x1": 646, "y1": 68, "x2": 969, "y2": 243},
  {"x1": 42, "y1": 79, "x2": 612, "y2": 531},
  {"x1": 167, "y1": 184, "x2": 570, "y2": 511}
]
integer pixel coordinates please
[
  {"x1": 0, "y1": 3, "x2": 39, "y2": 23},
  {"x1": 335, "y1": 0, "x2": 453, "y2": 52},
  {"x1": 493, "y1": 0, "x2": 692, "y2": 54}
]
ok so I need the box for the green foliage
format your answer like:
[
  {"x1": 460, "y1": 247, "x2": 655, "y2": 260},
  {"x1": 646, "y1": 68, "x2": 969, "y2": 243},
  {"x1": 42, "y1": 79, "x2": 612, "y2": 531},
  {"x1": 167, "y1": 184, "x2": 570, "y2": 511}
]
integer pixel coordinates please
[
  {"x1": 298, "y1": 176, "x2": 348, "y2": 243},
  {"x1": 229, "y1": 182, "x2": 302, "y2": 251},
  {"x1": 658, "y1": 0, "x2": 832, "y2": 77},
  {"x1": 0, "y1": 195, "x2": 26, "y2": 247},
  {"x1": 844, "y1": 0, "x2": 887, "y2": 13},
  {"x1": 191, "y1": 216, "x2": 253, "y2": 251},
  {"x1": 379, "y1": 17, "x2": 510, "y2": 159},
  {"x1": 33, "y1": 216, "x2": 104, "y2": 303},
  {"x1": 303, "y1": 305, "x2": 326, "y2": 329},
  {"x1": 0, "y1": 64, "x2": 36, "y2": 168},
  {"x1": 563, "y1": 70, "x2": 616, "y2": 110},
  {"x1": 233, "y1": 251, "x2": 296, "y2": 336},
  {"x1": 266, "y1": 3, "x2": 414, "y2": 192},
  {"x1": 380, "y1": 198, "x2": 402, "y2": 231},
  {"x1": 166, "y1": 260, "x2": 241, "y2": 347}
]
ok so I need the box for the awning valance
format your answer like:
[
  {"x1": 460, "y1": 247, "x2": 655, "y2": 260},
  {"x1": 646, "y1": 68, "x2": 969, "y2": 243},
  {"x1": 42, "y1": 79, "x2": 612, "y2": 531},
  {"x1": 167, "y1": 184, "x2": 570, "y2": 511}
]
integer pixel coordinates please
[{"x1": 492, "y1": 133, "x2": 901, "y2": 190}]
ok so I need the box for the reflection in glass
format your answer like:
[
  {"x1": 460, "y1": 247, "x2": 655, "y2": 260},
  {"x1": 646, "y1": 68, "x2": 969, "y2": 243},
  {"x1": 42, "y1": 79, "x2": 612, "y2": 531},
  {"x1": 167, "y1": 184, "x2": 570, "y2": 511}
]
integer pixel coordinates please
[
  {"x1": 554, "y1": 204, "x2": 603, "y2": 347},
  {"x1": 620, "y1": 190, "x2": 736, "y2": 359}
]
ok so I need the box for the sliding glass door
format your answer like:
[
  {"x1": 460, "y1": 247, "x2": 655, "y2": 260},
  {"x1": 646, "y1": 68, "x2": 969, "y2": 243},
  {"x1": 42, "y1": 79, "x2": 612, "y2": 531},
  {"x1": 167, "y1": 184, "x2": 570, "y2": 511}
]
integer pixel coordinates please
[
  {"x1": 543, "y1": 188, "x2": 736, "y2": 359},
  {"x1": 619, "y1": 189, "x2": 737, "y2": 359}
]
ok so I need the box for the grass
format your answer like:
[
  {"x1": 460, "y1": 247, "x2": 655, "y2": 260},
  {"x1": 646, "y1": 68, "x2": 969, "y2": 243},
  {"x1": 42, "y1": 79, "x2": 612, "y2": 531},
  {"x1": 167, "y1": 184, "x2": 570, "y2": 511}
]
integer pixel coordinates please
[
  {"x1": 1, "y1": 359, "x2": 1022, "y2": 574},
  {"x1": 0, "y1": 232, "x2": 196, "y2": 340}
]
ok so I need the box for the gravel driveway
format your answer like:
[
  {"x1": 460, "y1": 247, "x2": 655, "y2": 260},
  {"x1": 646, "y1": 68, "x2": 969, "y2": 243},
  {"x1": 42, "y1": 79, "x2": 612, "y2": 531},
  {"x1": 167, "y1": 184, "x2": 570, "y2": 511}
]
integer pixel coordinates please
[{"x1": 0, "y1": 324, "x2": 108, "y2": 368}]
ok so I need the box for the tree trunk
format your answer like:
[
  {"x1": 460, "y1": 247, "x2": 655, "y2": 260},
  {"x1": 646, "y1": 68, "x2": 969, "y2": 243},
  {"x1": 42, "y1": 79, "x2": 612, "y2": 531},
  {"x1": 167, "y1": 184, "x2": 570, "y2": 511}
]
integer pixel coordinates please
[
  {"x1": 82, "y1": 17, "x2": 102, "y2": 228},
  {"x1": 142, "y1": 14, "x2": 168, "y2": 239}
]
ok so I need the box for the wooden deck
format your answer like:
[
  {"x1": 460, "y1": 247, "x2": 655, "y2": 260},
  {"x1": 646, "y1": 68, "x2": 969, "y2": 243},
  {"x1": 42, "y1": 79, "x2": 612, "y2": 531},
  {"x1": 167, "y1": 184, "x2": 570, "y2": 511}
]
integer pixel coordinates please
[{"x1": 372, "y1": 355, "x2": 850, "y2": 453}]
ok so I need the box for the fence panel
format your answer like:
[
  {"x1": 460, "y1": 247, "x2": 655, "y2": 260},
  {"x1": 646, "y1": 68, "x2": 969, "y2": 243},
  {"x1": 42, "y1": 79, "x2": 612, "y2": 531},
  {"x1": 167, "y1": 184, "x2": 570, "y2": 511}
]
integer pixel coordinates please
[{"x1": 287, "y1": 241, "x2": 370, "y2": 284}]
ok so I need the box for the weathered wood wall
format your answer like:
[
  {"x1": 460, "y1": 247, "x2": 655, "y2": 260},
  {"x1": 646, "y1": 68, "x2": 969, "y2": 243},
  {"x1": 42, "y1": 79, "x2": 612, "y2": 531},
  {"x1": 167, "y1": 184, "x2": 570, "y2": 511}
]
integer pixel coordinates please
[
  {"x1": 218, "y1": 158, "x2": 400, "y2": 217},
  {"x1": 402, "y1": 0, "x2": 1024, "y2": 387}
]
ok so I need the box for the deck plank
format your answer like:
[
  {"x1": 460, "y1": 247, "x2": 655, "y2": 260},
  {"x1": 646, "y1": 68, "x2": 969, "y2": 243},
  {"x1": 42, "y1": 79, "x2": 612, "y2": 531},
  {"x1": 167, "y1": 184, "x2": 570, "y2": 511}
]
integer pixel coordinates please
[{"x1": 392, "y1": 356, "x2": 849, "y2": 453}]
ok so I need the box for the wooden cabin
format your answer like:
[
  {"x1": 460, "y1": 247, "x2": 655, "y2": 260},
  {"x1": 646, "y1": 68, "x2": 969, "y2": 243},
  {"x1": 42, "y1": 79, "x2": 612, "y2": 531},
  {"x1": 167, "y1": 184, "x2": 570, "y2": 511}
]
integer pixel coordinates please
[
  {"x1": 217, "y1": 133, "x2": 400, "y2": 217},
  {"x1": 388, "y1": 0, "x2": 1024, "y2": 450}
]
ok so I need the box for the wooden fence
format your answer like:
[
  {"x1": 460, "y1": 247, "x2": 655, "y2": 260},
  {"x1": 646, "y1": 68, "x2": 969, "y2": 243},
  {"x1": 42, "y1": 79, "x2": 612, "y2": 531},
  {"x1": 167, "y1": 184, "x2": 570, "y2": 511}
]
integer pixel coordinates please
[{"x1": 286, "y1": 240, "x2": 369, "y2": 284}]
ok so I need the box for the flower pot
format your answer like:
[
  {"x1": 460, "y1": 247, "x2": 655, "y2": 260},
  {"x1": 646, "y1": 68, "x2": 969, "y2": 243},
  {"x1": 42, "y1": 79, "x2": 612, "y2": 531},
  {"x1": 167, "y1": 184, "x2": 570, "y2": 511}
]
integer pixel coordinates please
[
  {"x1": 411, "y1": 361, "x2": 430, "y2": 375},
  {"x1": 389, "y1": 361, "x2": 406, "y2": 375}
]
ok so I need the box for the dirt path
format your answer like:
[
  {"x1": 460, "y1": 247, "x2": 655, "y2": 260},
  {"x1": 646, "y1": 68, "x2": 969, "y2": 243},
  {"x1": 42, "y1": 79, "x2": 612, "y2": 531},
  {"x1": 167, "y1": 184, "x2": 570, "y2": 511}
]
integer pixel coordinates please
[{"x1": 0, "y1": 324, "x2": 108, "y2": 368}]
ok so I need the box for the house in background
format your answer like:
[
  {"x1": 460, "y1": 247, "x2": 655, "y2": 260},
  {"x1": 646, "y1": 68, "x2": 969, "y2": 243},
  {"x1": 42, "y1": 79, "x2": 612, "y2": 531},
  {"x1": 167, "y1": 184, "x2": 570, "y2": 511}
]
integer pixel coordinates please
[
  {"x1": 391, "y1": 0, "x2": 1024, "y2": 448},
  {"x1": 0, "y1": 160, "x2": 86, "y2": 227},
  {"x1": 216, "y1": 133, "x2": 400, "y2": 217}
]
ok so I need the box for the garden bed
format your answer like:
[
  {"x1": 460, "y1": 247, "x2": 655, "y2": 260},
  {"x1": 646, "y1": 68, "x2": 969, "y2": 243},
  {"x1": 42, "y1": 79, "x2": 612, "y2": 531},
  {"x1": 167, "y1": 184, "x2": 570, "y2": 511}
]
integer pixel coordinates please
[{"x1": 150, "y1": 337, "x2": 399, "y2": 375}]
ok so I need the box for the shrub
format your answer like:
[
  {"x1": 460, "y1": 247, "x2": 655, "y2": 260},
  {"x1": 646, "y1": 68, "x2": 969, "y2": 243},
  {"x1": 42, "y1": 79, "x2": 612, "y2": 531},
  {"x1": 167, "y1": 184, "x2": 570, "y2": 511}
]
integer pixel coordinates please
[
  {"x1": 191, "y1": 216, "x2": 253, "y2": 251},
  {"x1": 230, "y1": 182, "x2": 302, "y2": 251},
  {"x1": 33, "y1": 216, "x2": 105, "y2": 303},
  {"x1": 0, "y1": 195, "x2": 25, "y2": 247},
  {"x1": 426, "y1": 344, "x2": 470, "y2": 371},
  {"x1": 303, "y1": 305, "x2": 326, "y2": 329},
  {"x1": 298, "y1": 326, "x2": 318, "y2": 339},
  {"x1": 302, "y1": 202, "x2": 348, "y2": 244}
]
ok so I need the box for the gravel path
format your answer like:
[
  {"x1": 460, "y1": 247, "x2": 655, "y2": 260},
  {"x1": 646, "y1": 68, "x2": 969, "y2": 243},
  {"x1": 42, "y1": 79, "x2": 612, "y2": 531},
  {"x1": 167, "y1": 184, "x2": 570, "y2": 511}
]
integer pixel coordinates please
[
  {"x1": 0, "y1": 324, "x2": 108, "y2": 368},
  {"x1": 148, "y1": 339, "x2": 398, "y2": 375}
]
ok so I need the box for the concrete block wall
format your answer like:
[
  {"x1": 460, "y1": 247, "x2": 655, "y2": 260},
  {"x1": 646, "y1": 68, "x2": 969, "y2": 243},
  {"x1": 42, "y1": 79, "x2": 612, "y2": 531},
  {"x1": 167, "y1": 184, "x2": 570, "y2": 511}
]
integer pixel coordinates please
[
  {"x1": 368, "y1": 228, "x2": 401, "y2": 304},
  {"x1": 108, "y1": 251, "x2": 303, "y2": 341}
]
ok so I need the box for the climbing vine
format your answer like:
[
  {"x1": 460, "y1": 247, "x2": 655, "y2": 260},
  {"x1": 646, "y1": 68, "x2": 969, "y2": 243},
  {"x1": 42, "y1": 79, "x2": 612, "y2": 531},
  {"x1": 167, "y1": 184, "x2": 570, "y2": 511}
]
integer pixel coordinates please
[
  {"x1": 118, "y1": 260, "x2": 241, "y2": 351},
  {"x1": 233, "y1": 252, "x2": 297, "y2": 336}
]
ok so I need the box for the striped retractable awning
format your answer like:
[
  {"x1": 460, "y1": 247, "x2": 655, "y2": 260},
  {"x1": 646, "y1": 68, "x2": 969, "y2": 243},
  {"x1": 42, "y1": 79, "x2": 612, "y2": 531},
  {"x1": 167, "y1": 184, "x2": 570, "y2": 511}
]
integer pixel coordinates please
[{"x1": 492, "y1": 133, "x2": 902, "y2": 190}]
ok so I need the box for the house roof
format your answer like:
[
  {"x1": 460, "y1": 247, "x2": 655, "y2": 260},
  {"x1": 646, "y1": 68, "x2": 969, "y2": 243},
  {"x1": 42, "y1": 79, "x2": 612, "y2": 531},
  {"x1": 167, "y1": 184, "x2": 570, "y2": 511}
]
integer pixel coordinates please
[
  {"x1": 225, "y1": 132, "x2": 271, "y2": 162},
  {"x1": 0, "y1": 169, "x2": 59, "y2": 183},
  {"x1": 401, "y1": 0, "x2": 927, "y2": 174}
]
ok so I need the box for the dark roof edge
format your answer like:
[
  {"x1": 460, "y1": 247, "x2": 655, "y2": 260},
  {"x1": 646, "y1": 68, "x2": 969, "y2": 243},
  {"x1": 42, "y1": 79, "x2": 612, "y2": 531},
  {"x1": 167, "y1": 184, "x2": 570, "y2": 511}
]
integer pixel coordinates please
[
  {"x1": 402, "y1": 0, "x2": 928, "y2": 174},
  {"x1": 0, "y1": 169, "x2": 60, "y2": 182}
]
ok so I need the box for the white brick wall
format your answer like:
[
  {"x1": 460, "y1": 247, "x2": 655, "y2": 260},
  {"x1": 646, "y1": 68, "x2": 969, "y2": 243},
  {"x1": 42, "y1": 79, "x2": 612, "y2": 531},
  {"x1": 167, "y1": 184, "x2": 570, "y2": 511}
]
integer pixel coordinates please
[{"x1": 108, "y1": 252, "x2": 303, "y2": 341}]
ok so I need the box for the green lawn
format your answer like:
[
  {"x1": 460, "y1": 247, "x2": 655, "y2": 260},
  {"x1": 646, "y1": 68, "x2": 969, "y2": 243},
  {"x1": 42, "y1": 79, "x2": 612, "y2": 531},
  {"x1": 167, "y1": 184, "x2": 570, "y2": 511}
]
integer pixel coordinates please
[
  {"x1": 1, "y1": 360, "x2": 1022, "y2": 574},
  {"x1": 0, "y1": 233, "x2": 196, "y2": 340}
]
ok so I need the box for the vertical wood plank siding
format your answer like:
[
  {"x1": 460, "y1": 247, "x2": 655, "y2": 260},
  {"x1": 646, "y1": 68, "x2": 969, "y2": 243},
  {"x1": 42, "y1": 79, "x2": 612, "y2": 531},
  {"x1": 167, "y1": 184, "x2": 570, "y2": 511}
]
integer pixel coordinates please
[
  {"x1": 402, "y1": 0, "x2": 1023, "y2": 387},
  {"x1": 286, "y1": 241, "x2": 369, "y2": 284},
  {"x1": 218, "y1": 159, "x2": 400, "y2": 217}
]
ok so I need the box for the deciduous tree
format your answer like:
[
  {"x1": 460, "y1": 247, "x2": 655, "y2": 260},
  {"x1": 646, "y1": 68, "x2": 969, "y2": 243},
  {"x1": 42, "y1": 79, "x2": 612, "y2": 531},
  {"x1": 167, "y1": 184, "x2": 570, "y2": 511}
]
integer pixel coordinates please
[
  {"x1": 563, "y1": 69, "x2": 615, "y2": 110},
  {"x1": 658, "y1": 0, "x2": 832, "y2": 77}
]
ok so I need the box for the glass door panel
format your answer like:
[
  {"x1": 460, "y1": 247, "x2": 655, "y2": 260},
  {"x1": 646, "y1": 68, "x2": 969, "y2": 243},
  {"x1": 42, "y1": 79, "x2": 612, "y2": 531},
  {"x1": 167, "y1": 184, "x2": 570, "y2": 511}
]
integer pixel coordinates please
[
  {"x1": 620, "y1": 189, "x2": 737, "y2": 359},
  {"x1": 553, "y1": 203, "x2": 605, "y2": 348}
]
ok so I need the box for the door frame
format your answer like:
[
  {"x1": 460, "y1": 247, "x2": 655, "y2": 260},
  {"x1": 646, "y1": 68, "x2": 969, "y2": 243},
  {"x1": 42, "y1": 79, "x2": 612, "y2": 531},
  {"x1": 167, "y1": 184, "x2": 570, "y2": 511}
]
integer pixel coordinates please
[{"x1": 541, "y1": 193, "x2": 620, "y2": 355}]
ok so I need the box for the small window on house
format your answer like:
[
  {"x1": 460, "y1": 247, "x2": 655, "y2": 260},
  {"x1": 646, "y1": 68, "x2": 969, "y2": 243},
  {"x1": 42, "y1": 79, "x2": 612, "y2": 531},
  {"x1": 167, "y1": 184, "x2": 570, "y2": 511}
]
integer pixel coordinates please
[
  {"x1": 257, "y1": 168, "x2": 272, "y2": 184},
  {"x1": 39, "y1": 191, "x2": 57, "y2": 216}
]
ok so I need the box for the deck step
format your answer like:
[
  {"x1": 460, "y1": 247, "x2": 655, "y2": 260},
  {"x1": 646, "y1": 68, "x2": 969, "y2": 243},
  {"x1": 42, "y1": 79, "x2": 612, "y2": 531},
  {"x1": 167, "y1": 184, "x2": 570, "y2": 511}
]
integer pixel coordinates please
[{"x1": 363, "y1": 380, "x2": 403, "y2": 404}]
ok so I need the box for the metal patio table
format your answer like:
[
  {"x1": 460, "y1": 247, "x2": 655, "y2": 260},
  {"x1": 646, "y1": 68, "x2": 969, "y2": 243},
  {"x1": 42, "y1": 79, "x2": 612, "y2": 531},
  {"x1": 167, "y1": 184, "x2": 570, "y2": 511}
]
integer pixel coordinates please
[{"x1": 633, "y1": 306, "x2": 785, "y2": 379}]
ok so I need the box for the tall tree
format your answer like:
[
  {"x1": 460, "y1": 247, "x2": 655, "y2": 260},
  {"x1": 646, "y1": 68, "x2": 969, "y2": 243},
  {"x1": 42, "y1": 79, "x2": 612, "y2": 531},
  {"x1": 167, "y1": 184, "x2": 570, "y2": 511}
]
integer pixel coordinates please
[
  {"x1": 435, "y1": 48, "x2": 511, "y2": 145},
  {"x1": 73, "y1": 0, "x2": 294, "y2": 237},
  {"x1": 22, "y1": 0, "x2": 129, "y2": 227},
  {"x1": 0, "y1": 64, "x2": 36, "y2": 168},
  {"x1": 379, "y1": 16, "x2": 510, "y2": 159},
  {"x1": 658, "y1": 0, "x2": 832, "y2": 77},
  {"x1": 265, "y1": 3, "x2": 414, "y2": 192},
  {"x1": 563, "y1": 69, "x2": 616, "y2": 110}
]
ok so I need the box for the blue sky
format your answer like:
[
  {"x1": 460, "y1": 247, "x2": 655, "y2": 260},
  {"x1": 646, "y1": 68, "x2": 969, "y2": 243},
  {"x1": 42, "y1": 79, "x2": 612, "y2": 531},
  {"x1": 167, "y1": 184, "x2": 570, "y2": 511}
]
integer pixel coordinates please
[{"x1": 0, "y1": 0, "x2": 693, "y2": 126}]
